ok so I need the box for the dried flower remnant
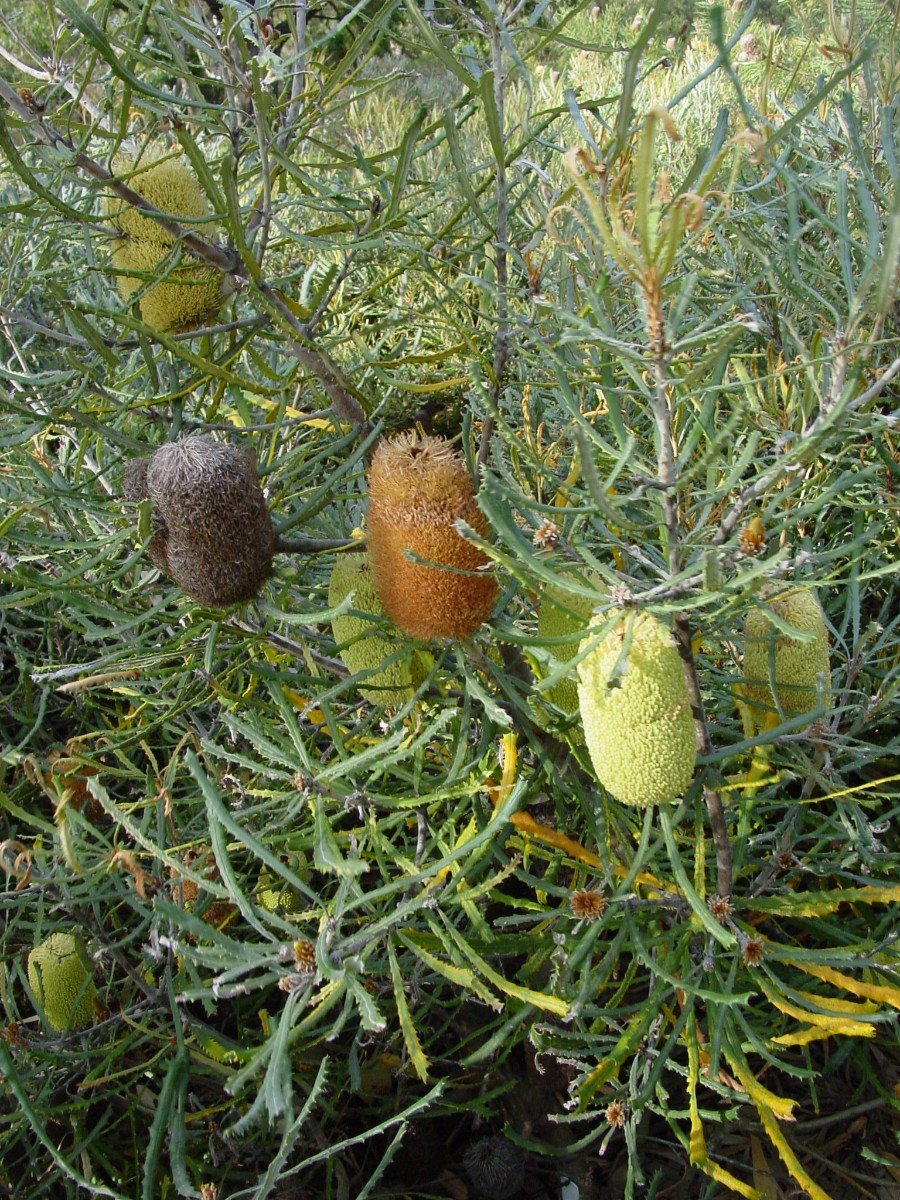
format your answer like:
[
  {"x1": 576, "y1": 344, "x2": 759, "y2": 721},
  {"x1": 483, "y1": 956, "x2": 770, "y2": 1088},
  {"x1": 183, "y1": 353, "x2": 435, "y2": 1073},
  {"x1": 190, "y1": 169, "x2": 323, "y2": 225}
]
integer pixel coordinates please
[
  {"x1": 739, "y1": 516, "x2": 766, "y2": 557},
  {"x1": 533, "y1": 517, "x2": 560, "y2": 548},
  {"x1": 605, "y1": 1100, "x2": 628, "y2": 1127},
  {"x1": 292, "y1": 939, "x2": 317, "y2": 974},
  {"x1": 708, "y1": 894, "x2": 734, "y2": 923},
  {"x1": 366, "y1": 432, "x2": 498, "y2": 639},
  {"x1": 571, "y1": 888, "x2": 606, "y2": 920},
  {"x1": 740, "y1": 936, "x2": 765, "y2": 967}
]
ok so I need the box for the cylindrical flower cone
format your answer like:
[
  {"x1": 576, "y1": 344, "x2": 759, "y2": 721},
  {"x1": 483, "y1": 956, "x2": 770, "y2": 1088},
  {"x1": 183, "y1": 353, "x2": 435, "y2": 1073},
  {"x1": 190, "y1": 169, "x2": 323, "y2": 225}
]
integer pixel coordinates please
[
  {"x1": 742, "y1": 587, "x2": 831, "y2": 729},
  {"x1": 27, "y1": 932, "x2": 97, "y2": 1032},
  {"x1": 577, "y1": 609, "x2": 697, "y2": 807},
  {"x1": 107, "y1": 155, "x2": 229, "y2": 332},
  {"x1": 123, "y1": 435, "x2": 276, "y2": 607},
  {"x1": 328, "y1": 550, "x2": 432, "y2": 705},
  {"x1": 366, "y1": 432, "x2": 498, "y2": 640}
]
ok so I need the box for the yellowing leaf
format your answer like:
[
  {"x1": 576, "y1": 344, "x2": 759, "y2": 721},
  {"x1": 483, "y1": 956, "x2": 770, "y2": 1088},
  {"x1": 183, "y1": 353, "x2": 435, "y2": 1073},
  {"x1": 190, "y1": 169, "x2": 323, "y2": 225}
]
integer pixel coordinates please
[
  {"x1": 726, "y1": 1054, "x2": 797, "y2": 1122},
  {"x1": 792, "y1": 988, "x2": 879, "y2": 1015},
  {"x1": 687, "y1": 1016, "x2": 762, "y2": 1199},
  {"x1": 398, "y1": 931, "x2": 501, "y2": 1011},
  {"x1": 728, "y1": 1051, "x2": 838, "y2": 1199},
  {"x1": 783, "y1": 959, "x2": 900, "y2": 1010},
  {"x1": 440, "y1": 917, "x2": 569, "y2": 1017},
  {"x1": 746, "y1": 884, "x2": 900, "y2": 917},
  {"x1": 758, "y1": 980, "x2": 878, "y2": 1038},
  {"x1": 771, "y1": 1025, "x2": 849, "y2": 1048},
  {"x1": 579, "y1": 984, "x2": 669, "y2": 1110},
  {"x1": 388, "y1": 942, "x2": 429, "y2": 1083},
  {"x1": 748, "y1": 1088, "x2": 836, "y2": 1200}
]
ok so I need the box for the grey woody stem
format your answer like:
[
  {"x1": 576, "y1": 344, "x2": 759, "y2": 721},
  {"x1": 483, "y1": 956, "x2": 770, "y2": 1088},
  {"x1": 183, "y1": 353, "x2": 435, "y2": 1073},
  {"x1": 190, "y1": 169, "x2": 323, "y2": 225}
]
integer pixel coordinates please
[
  {"x1": 650, "y1": 350, "x2": 733, "y2": 900},
  {"x1": 477, "y1": 16, "x2": 511, "y2": 479}
]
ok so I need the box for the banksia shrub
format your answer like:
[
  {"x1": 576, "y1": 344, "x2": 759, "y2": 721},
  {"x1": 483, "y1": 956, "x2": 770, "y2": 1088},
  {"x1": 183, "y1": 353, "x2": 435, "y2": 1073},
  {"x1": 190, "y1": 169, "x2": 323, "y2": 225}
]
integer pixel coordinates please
[
  {"x1": 577, "y1": 610, "x2": 696, "y2": 807},
  {"x1": 27, "y1": 932, "x2": 96, "y2": 1033},
  {"x1": 366, "y1": 432, "x2": 498, "y2": 640},
  {"x1": 328, "y1": 551, "x2": 431, "y2": 705},
  {"x1": 742, "y1": 587, "x2": 831, "y2": 727},
  {"x1": 107, "y1": 155, "x2": 229, "y2": 332},
  {"x1": 123, "y1": 435, "x2": 276, "y2": 607}
]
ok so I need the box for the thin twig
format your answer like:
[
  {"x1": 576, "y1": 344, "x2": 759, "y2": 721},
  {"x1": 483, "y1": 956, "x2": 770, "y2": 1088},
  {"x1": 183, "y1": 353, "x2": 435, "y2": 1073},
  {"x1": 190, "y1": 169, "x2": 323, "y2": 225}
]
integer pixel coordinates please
[
  {"x1": 273, "y1": 535, "x2": 359, "y2": 554},
  {"x1": 649, "y1": 327, "x2": 732, "y2": 899},
  {"x1": 0, "y1": 71, "x2": 368, "y2": 427},
  {"x1": 477, "y1": 14, "x2": 511, "y2": 478}
]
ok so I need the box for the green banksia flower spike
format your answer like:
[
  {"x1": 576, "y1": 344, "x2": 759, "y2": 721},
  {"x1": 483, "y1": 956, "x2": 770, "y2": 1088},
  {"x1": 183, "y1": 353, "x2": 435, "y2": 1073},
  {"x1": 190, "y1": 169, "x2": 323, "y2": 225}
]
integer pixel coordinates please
[
  {"x1": 110, "y1": 236, "x2": 229, "y2": 333},
  {"x1": 742, "y1": 587, "x2": 831, "y2": 727},
  {"x1": 27, "y1": 932, "x2": 96, "y2": 1032},
  {"x1": 328, "y1": 551, "x2": 432, "y2": 705},
  {"x1": 123, "y1": 435, "x2": 276, "y2": 607},
  {"x1": 534, "y1": 570, "x2": 604, "y2": 715},
  {"x1": 577, "y1": 609, "x2": 696, "y2": 807},
  {"x1": 107, "y1": 155, "x2": 211, "y2": 242},
  {"x1": 366, "y1": 432, "x2": 498, "y2": 640},
  {"x1": 107, "y1": 154, "x2": 230, "y2": 332},
  {"x1": 256, "y1": 869, "x2": 302, "y2": 914}
]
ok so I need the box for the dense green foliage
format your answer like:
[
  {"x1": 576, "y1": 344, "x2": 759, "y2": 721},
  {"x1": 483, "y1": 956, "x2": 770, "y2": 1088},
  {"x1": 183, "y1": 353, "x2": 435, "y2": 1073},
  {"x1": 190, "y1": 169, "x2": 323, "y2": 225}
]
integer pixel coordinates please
[{"x1": 1, "y1": 1, "x2": 899, "y2": 1198}]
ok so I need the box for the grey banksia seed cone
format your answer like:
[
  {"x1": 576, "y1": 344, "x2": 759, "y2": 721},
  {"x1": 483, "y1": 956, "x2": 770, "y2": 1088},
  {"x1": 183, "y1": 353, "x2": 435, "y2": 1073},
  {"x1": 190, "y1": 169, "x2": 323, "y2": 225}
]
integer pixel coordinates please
[
  {"x1": 462, "y1": 1136, "x2": 526, "y2": 1200},
  {"x1": 123, "y1": 435, "x2": 276, "y2": 607}
]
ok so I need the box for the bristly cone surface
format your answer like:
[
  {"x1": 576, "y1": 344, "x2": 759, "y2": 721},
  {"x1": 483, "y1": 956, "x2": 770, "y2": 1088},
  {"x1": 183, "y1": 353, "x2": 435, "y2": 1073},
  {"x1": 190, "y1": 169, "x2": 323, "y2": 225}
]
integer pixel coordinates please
[
  {"x1": 366, "y1": 432, "x2": 498, "y2": 640},
  {"x1": 577, "y1": 609, "x2": 697, "y2": 807},
  {"x1": 123, "y1": 435, "x2": 276, "y2": 607},
  {"x1": 742, "y1": 586, "x2": 831, "y2": 729},
  {"x1": 106, "y1": 155, "x2": 229, "y2": 333}
]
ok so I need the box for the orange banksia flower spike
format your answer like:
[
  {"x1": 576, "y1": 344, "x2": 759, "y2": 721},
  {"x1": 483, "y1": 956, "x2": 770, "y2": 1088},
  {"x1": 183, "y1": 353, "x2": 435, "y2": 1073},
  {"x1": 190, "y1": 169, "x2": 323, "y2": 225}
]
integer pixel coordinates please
[{"x1": 366, "y1": 432, "x2": 498, "y2": 640}]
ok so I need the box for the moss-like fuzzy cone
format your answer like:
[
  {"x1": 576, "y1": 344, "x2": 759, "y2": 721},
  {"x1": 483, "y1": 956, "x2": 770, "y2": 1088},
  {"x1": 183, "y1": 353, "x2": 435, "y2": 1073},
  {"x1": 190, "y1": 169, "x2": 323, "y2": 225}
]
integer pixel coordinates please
[
  {"x1": 743, "y1": 588, "x2": 831, "y2": 725},
  {"x1": 535, "y1": 572, "x2": 603, "y2": 714},
  {"x1": 111, "y1": 237, "x2": 226, "y2": 332},
  {"x1": 366, "y1": 433, "x2": 498, "y2": 640},
  {"x1": 124, "y1": 435, "x2": 276, "y2": 607},
  {"x1": 329, "y1": 551, "x2": 431, "y2": 705},
  {"x1": 107, "y1": 156, "x2": 226, "y2": 332},
  {"x1": 107, "y1": 155, "x2": 211, "y2": 243},
  {"x1": 577, "y1": 610, "x2": 696, "y2": 807},
  {"x1": 463, "y1": 1136, "x2": 526, "y2": 1200},
  {"x1": 256, "y1": 869, "x2": 302, "y2": 914},
  {"x1": 27, "y1": 932, "x2": 96, "y2": 1032}
]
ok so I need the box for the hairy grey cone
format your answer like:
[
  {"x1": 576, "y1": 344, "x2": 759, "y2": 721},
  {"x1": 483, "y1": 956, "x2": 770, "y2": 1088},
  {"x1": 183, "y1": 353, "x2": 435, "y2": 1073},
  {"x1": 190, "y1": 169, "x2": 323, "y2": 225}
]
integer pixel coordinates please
[
  {"x1": 462, "y1": 1136, "x2": 526, "y2": 1199},
  {"x1": 124, "y1": 435, "x2": 276, "y2": 607}
]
